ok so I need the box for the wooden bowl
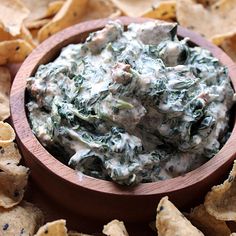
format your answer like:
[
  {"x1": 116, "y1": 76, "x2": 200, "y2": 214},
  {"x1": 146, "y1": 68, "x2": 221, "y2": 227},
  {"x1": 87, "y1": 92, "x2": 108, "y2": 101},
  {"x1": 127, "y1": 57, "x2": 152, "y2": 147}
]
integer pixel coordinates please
[{"x1": 10, "y1": 17, "x2": 236, "y2": 229}]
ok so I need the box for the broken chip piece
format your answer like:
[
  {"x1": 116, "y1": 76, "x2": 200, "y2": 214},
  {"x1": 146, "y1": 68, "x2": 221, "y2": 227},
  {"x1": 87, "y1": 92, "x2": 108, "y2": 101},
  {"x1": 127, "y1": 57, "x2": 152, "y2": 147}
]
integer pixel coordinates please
[
  {"x1": 176, "y1": 0, "x2": 236, "y2": 41},
  {"x1": 205, "y1": 160, "x2": 236, "y2": 221},
  {"x1": 0, "y1": 122, "x2": 15, "y2": 146},
  {"x1": 0, "y1": 201, "x2": 44, "y2": 235},
  {"x1": 189, "y1": 204, "x2": 231, "y2": 236},
  {"x1": 103, "y1": 219, "x2": 129, "y2": 236},
  {"x1": 111, "y1": 0, "x2": 176, "y2": 20},
  {"x1": 0, "y1": 0, "x2": 30, "y2": 36},
  {"x1": 34, "y1": 219, "x2": 67, "y2": 236},
  {"x1": 22, "y1": 0, "x2": 63, "y2": 24},
  {"x1": 0, "y1": 39, "x2": 33, "y2": 65},
  {"x1": 77, "y1": 0, "x2": 121, "y2": 22},
  {"x1": 37, "y1": 0, "x2": 88, "y2": 42},
  {"x1": 0, "y1": 69, "x2": 11, "y2": 121},
  {"x1": 0, "y1": 142, "x2": 21, "y2": 166},
  {"x1": 156, "y1": 196, "x2": 204, "y2": 236},
  {"x1": 0, "y1": 163, "x2": 29, "y2": 208}
]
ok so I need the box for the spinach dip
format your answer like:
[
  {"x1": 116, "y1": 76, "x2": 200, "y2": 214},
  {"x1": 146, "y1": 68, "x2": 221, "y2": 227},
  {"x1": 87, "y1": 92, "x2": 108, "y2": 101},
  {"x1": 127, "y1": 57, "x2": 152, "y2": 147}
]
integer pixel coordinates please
[{"x1": 26, "y1": 21, "x2": 234, "y2": 185}]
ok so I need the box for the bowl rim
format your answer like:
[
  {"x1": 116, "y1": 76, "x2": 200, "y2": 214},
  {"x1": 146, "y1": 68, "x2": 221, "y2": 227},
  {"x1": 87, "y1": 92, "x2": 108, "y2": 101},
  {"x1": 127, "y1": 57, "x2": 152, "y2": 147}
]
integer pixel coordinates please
[{"x1": 10, "y1": 16, "x2": 236, "y2": 196}]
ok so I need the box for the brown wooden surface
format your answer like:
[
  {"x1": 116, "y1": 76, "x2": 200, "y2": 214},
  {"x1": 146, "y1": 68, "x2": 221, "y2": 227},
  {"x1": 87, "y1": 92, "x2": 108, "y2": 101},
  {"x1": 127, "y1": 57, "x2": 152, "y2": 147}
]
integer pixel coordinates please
[{"x1": 9, "y1": 17, "x2": 236, "y2": 235}]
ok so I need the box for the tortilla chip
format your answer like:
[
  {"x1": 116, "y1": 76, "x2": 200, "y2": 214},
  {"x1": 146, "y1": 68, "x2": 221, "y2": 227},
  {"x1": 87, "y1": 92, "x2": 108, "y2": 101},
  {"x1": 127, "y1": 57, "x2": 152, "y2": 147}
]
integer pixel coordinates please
[
  {"x1": 0, "y1": 201, "x2": 44, "y2": 235},
  {"x1": 38, "y1": 0, "x2": 88, "y2": 42},
  {"x1": 20, "y1": 25, "x2": 37, "y2": 47},
  {"x1": 0, "y1": 142, "x2": 22, "y2": 166},
  {"x1": 143, "y1": 1, "x2": 176, "y2": 20},
  {"x1": 0, "y1": 122, "x2": 15, "y2": 147},
  {"x1": 103, "y1": 220, "x2": 129, "y2": 236},
  {"x1": 0, "y1": 0, "x2": 29, "y2": 36},
  {"x1": 46, "y1": 0, "x2": 65, "y2": 17},
  {"x1": 0, "y1": 25, "x2": 36, "y2": 48},
  {"x1": 156, "y1": 197, "x2": 204, "y2": 236},
  {"x1": 22, "y1": 0, "x2": 62, "y2": 23},
  {"x1": 35, "y1": 219, "x2": 67, "y2": 236},
  {"x1": 79, "y1": 0, "x2": 121, "y2": 22},
  {"x1": 212, "y1": 33, "x2": 236, "y2": 62},
  {"x1": 25, "y1": 19, "x2": 51, "y2": 30},
  {"x1": 0, "y1": 39, "x2": 33, "y2": 65},
  {"x1": 176, "y1": 0, "x2": 236, "y2": 41},
  {"x1": 205, "y1": 160, "x2": 236, "y2": 221},
  {"x1": 189, "y1": 204, "x2": 231, "y2": 236},
  {"x1": 196, "y1": 0, "x2": 219, "y2": 7},
  {"x1": 0, "y1": 68, "x2": 11, "y2": 121},
  {"x1": 111, "y1": 0, "x2": 175, "y2": 20},
  {"x1": 0, "y1": 163, "x2": 29, "y2": 208}
]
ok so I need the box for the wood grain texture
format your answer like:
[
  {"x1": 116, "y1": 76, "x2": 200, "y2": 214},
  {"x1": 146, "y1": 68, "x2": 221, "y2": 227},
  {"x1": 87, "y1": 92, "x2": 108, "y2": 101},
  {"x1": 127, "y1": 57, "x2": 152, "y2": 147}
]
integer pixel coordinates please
[{"x1": 10, "y1": 17, "x2": 236, "y2": 228}]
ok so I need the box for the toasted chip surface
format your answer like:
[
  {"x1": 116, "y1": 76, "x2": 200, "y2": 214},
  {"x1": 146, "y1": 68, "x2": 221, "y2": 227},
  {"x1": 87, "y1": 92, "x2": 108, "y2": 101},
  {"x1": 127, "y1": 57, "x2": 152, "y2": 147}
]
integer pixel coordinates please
[
  {"x1": 0, "y1": 68, "x2": 11, "y2": 121},
  {"x1": 22, "y1": 0, "x2": 61, "y2": 23},
  {"x1": 0, "y1": 0, "x2": 29, "y2": 36},
  {"x1": 79, "y1": 0, "x2": 121, "y2": 22},
  {"x1": 213, "y1": 33, "x2": 236, "y2": 62},
  {"x1": 196, "y1": 0, "x2": 219, "y2": 7},
  {"x1": 176, "y1": 0, "x2": 236, "y2": 41},
  {"x1": 35, "y1": 219, "x2": 67, "y2": 236},
  {"x1": 0, "y1": 201, "x2": 44, "y2": 235},
  {"x1": 156, "y1": 197, "x2": 204, "y2": 236},
  {"x1": 189, "y1": 204, "x2": 231, "y2": 236},
  {"x1": 205, "y1": 160, "x2": 236, "y2": 221},
  {"x1": 103, "y1": 220, "x2": 129, "y2": 236},
  {"x1": 111, "y1": 0, "x2": 175, "y2": 20},
  {"x1": 143, "y1": 1, "x2": 176, "y2": 20},
  {"x1": 0, "y1": 142, "x2": 21, "y2": 166},
  {"x1": 0, "y1": 122, "x2": 15, "y2": 145},
  {"x1": 46, "y1": 0, "x2": 65, "y2": 17},
  {"x1": 0, "y1": 163, "x2": 29, "y2": 208},
  {"x1": 38, "y1": 0, "x2": 88, "y2": 42},
  {"x1": 0, "y1": 39, "x2": 33, "y2": 65}
]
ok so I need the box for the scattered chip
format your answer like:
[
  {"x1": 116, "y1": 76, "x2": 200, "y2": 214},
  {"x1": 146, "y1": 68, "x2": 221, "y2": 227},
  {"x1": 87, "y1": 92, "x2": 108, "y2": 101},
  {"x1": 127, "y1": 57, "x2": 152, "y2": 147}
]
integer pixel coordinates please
[
  {"x1": 0, "y1": 122, "x2": 15, "y2": 146},
  {"x1": 205, "y1": 160, "x2": 236, "y2": 221},
  {"x1": 213, "y1": 33, "x2": 236, "y2": 62},
  {"x1": 103, "y1": 220, "x2": 129, "y2": 236},
  {"x1": 35, "y1": 219, "x2": 67, "y2": 236},
  {"x1": 0, "y1": 0, "x2": 30, "y2": 36},
  {"x1": 0, "y1": 69, "x2": 11, "y2": 121},
  {"x1": 20, "y1": 25, "x2": 37, "y2": 47},
  {"x1": 156, "y1": 197, "x2": 204, "y2": 236},
  {"x1": 111, "y1": 0, "x2": 176, "y2": 20},
  {"x1": 0, "y1": 163, "x2": 29, "y2": 208},
  {"x1": 78, "y1": 0, "x2": 121, "y2": 22},
  {"x1": 0, "y1": 39, "x2": 33, "y2": 65},
  {"x1": 189, "y1": 204, "x2": 231, "y2": 236},
  {"x1": 196, "y1": 0, "x2": 218, "y2": 7},
  {"x1": 37, "y1": 0, "x2": 88, "y2": 42},
  {"x1": 176, "y1": 0, "x2": 236, "y2": 41},
  {"x1": 46, "y1": 0, "x2": 65, "y2": 17},
  {"x1": 0, "y1": 25, "x2": 36, "y2": 48},
  {"x1": 26, "y1": 19, "x2": 51, "y2": 30},
  {"x1": 0, "y1": 142, "x2": 21, "y2": 166},
  {"x1": 22, "y1": 0, "x2": 63, "y2": 23},
  {"x1": 0, "y1": 201, "x2": 44, "y2": 235}
]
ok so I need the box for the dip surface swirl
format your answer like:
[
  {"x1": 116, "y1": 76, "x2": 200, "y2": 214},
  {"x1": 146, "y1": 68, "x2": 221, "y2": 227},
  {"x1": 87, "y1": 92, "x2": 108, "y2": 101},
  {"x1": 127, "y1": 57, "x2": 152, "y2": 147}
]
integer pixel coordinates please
[{"x1": 27, "y1": 21, "x2": 234, "y2": 185}]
